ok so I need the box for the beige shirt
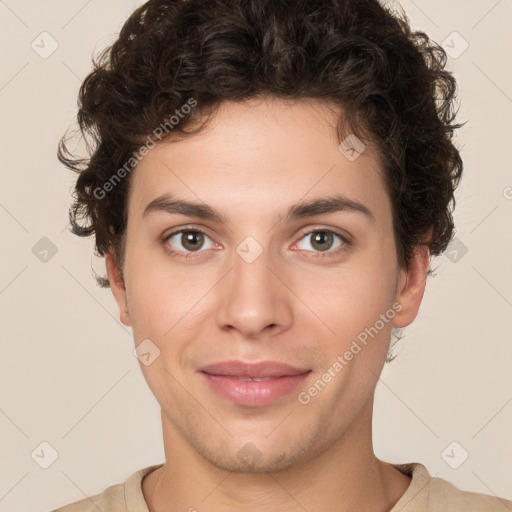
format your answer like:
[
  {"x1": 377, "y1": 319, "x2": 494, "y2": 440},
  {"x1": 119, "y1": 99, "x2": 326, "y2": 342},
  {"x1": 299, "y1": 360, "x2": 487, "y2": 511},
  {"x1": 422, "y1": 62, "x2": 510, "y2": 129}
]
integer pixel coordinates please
[{"x1": 51, "y1": 461, "x2": 512, "y2": 511}]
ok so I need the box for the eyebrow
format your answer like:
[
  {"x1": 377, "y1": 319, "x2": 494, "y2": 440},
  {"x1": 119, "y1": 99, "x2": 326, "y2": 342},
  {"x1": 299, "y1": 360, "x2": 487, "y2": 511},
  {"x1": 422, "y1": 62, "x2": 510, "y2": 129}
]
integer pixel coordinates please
[{"x1": 143, "y1": 193, "x2": 375, "y2": 224}]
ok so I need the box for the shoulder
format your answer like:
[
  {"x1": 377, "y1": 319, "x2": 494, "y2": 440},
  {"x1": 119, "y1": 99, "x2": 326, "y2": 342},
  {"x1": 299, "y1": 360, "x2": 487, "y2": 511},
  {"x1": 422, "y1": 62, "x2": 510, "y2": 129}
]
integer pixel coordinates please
[
  {"x1": 49, "y1": 481, "x2": 125, "y2": 512},
  {"x1": 390, "y1": 462, "x2": 512, "y2": 512},
  {"x1": 48, "y1": 463, "x2": 163, "y2": 512},
  {"x1": 428, "y1": 475, "x2": 512, "y2": 512}
]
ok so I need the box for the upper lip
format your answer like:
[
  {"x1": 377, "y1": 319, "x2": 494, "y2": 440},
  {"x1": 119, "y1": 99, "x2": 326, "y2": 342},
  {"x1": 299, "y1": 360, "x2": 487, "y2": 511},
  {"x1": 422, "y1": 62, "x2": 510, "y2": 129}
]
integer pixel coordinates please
[{"x1": 200, "y1": 360, "x2": 311, "y2": 378}]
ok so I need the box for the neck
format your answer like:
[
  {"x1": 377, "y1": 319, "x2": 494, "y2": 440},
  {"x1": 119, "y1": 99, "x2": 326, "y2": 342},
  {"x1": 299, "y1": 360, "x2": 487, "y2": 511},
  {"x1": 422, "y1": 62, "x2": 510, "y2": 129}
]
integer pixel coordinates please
[{"x1": 142, "y1": 397, "x2": 411, "y2": 512}]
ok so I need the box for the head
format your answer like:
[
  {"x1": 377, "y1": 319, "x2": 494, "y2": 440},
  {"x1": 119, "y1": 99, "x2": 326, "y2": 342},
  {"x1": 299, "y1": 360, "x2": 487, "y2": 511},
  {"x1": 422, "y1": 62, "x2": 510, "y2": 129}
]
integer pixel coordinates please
[{"x1": 59, "y1": 0, "x2": 464, "y2": 473}]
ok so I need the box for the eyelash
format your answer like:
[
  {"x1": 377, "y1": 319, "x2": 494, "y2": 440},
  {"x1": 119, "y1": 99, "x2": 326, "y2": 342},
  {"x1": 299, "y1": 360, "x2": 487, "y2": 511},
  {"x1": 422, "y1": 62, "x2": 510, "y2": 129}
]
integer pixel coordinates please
[{"x1": 162, "y1": 226, "x2": 351, "y2": 260}]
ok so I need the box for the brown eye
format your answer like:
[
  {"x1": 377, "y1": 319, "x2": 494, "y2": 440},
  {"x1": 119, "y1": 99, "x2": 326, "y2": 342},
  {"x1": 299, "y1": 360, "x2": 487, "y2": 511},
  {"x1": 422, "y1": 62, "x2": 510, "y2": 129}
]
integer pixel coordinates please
[
  {"x1": 296, "y1": 230, "x2": 348, "y2": 254},
  {"x1": 164, "y1": 229, "x2": 214, "y2": 255},
  {"x1": 310, "y1": 231, "x2": 334, "y2": 251},
  {"x1": 180, "y1": 231, "x2": 205, "y2": 251}
]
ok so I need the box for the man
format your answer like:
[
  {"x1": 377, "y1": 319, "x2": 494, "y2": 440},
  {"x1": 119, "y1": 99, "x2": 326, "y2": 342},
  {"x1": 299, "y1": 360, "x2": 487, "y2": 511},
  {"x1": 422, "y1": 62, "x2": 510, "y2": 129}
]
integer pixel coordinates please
[{"x1": 53, "y1": 0, "x2": 512, "y2": 510}]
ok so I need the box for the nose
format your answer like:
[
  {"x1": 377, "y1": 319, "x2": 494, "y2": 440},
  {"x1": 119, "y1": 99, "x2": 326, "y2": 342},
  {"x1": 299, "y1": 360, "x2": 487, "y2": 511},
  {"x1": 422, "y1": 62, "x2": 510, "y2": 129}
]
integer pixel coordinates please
[{"x1": 215, "y1": 243, "x2": 293, "y2": 339}]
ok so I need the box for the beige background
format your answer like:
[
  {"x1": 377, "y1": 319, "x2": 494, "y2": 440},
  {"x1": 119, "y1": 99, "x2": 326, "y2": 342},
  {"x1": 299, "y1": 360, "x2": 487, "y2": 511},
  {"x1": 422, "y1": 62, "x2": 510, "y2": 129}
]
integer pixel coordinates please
[{"x1": 0, "y1": 0, "x2": 511, "y2": 510}]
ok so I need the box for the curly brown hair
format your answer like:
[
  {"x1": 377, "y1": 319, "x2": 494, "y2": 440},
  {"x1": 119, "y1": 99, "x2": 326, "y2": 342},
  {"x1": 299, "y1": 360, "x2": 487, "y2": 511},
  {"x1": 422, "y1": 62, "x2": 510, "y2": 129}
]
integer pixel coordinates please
[{"x1": 58, "y1": 0, "x2": 465, "y2": 289}]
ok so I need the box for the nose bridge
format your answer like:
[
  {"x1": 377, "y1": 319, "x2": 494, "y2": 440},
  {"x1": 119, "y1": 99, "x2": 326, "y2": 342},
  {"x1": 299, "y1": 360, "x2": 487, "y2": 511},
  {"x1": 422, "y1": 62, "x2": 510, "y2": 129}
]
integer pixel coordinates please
[
  {"x1": 233, "y1": 238, "x2": 275, "y2": 293},
  {"x1": 215, "y1": 236, "x2": 292, "y2": 336}
]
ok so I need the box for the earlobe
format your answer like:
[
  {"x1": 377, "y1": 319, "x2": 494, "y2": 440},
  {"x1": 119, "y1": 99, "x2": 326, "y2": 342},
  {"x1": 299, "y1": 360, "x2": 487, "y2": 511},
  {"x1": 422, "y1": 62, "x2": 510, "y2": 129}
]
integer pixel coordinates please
[
  {"x1": 392, "y1": 245, "x2": 430, "y2": 329},
  {"x1": 105, "y1": 251, "x2": 132, "y2": 327}
]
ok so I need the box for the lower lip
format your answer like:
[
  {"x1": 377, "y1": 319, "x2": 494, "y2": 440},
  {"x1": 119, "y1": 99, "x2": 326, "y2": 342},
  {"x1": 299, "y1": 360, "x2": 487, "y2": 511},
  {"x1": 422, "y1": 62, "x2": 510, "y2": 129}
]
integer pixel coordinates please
[{"x1": 201, "y1": 372, "x2": 311, "y2": 407}]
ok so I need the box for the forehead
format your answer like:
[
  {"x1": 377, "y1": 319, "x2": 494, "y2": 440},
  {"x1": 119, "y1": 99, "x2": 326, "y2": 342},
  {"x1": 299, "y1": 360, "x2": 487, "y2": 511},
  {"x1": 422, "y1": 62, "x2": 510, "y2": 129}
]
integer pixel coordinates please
[{"x1": 128, "y1": 97, "x2": 390, "y2": 224}]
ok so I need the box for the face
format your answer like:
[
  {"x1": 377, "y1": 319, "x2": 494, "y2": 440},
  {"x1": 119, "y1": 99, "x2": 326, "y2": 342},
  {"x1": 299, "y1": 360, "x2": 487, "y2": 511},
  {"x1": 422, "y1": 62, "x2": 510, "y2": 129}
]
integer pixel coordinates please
[{"x1": 107, "y1": 96, "x2": 428, "y2": 474}]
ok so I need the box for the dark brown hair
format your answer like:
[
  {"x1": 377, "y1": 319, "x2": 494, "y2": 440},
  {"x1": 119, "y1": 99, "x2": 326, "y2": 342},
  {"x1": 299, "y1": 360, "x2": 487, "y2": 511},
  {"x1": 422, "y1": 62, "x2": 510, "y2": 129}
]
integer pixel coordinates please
[{"x1": 58, "y1": 0, "x2": 465, "y2": 290}]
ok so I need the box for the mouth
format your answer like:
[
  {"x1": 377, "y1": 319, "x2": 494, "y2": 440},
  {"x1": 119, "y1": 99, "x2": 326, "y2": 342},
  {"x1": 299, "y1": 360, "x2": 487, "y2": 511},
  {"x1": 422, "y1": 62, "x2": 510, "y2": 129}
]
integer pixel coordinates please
[
  {"x1": 199, "y1": 359, "x2": 311, "y2": 378},
  {"x1": 199, "y1": 360, "x2": 312, "y2": 407}
]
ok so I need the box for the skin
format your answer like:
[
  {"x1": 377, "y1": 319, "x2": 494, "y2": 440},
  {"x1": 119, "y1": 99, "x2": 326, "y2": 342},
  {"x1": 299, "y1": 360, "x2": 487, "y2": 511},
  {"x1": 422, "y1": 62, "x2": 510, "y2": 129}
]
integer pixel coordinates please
[{"x1": 106, "y1": 96, "x2": 430, "y2": 512}]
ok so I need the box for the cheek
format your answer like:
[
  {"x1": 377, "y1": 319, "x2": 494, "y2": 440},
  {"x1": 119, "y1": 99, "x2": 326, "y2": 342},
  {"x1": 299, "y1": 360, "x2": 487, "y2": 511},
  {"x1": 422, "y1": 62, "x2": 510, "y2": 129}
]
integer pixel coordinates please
[
  {"x1": 124, "y1": 254, "x2": 214, "y2": 342},
  {"x1": 310, "y1": 285, "x2": 393, "y2": 369},
  {"x1": 305, "y1": 273, "x2": 397, "y2": 386},
  {"x1": 306, "y1": 261, "x2": 397, "y2": 343}
]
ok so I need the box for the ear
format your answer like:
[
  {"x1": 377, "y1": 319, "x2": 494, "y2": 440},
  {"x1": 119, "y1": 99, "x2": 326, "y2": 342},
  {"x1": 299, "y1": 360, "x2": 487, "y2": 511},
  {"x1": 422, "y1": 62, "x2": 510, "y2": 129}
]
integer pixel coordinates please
[
  {"x1": 105, "y1": 250, "x2": 131, "y2": 327},
  {"x1": 392, "y1": 245, "x2": 430, "y2": 328}
]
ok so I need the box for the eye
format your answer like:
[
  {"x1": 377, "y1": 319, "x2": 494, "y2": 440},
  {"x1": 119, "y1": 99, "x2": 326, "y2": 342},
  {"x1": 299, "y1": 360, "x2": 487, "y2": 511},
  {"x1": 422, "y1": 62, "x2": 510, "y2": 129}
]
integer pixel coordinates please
[
  {"x1": 294, "y1": 229, "x2": 349, "y2": 255},
  {"x1": 162, "y1": 227, "x2": 350, "y2": 259},
  {"x1": 163, "y1": 228, "x2": 216, "y2": 257}
]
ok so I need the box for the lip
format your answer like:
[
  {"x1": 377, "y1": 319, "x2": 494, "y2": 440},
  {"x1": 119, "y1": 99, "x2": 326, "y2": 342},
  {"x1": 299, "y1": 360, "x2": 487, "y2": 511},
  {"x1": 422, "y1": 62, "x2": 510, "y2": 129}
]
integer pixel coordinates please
[
  {"x1": 200, "y1": 360, "x2": 310, "y2": 378},
  {"x1": 199, "y1": 360, "x2": 311, "y2": 407}
]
